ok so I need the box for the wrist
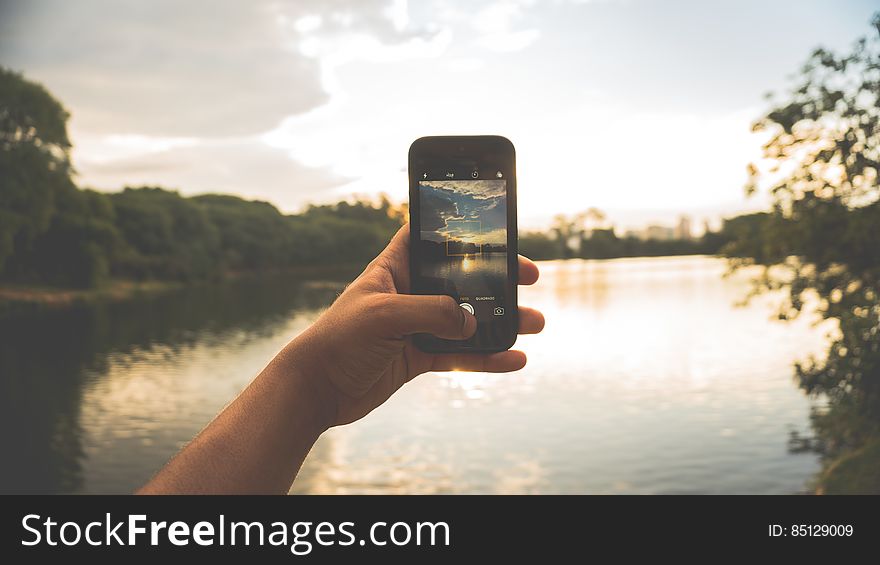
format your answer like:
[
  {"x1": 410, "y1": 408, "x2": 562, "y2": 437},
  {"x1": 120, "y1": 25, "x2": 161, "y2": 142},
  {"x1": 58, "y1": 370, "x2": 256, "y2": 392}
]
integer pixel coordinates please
[{"x1": 264, "y1": 332, "x2": 338, "y2": 435}]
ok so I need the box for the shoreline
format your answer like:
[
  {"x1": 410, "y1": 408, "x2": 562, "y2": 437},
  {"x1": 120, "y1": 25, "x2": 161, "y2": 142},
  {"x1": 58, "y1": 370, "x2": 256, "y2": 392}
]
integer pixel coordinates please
[
  {"x1": 0, "y1": 264, "x2": 362, "y2": 313},
  {"x1": 0, "y1": 256, "x2": 722, "y2": 312},
  {"x1": 0, "y1": 280, "x2": 184, "y2": 313}
]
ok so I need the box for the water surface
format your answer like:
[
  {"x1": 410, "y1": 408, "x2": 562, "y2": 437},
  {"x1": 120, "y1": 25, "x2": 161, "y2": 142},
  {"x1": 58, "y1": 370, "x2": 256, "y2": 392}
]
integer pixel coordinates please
[{"x1": 0, "y1": 257, "x2": 829, "y2": 494}]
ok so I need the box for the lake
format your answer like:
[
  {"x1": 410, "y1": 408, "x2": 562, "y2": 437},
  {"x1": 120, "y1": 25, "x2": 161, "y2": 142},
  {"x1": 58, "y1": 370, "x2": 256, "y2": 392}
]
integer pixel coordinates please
[
  {"x1": 0, "y1": 256, "x2": 831, "y2": 494},
  {"x1": 421, "y1": 252, "x2": 508, "y2": 299}
]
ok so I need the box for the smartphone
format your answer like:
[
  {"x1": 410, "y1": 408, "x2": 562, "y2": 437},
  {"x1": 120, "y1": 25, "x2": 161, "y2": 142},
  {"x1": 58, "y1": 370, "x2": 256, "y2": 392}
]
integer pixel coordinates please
[{"x1": 408, "y1": 135, "x2": 518, "y2": 353}]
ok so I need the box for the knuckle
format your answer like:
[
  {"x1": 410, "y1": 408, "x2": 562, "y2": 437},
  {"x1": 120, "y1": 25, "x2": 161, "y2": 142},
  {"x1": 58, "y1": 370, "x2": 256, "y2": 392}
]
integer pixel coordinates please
[{"x1": 366, "y1": 293, "x2": 397, "y2": 323}]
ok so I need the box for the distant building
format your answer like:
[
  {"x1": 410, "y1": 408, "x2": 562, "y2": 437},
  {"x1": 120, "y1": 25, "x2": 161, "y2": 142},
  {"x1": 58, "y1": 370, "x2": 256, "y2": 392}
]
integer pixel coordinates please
[
  {"x1": 675, "y1": 215, "x2": 692, "y2": 240},
  {"x1": 644, "y1": 225, "x2": 675, "y2": 240}
]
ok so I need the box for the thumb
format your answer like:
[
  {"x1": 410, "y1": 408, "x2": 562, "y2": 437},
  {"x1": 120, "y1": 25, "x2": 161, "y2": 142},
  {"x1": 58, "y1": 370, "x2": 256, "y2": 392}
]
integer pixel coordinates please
[{"x1": 376, "y1": 294, "x2": 477, "y2": 340}]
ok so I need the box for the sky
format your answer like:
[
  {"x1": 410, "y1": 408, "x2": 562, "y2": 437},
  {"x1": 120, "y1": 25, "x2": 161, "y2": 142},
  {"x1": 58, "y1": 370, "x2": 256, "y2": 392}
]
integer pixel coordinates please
[
  {"x1": 420, "y1": 179, "x2": 507, "y2": 244},
  {"x1": 0, "y1": 0, "x2": 876, "y2": 230}
]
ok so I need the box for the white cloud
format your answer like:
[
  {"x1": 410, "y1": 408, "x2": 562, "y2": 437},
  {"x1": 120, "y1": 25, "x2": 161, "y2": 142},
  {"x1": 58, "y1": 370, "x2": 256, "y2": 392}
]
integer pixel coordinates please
[
  {"x1": 294, "y1": 14, "x2": 324, "y2": 33},
  {"x1": 0, "y1": 0, "x2": 435, "y2": 138},
  {"x1": 473, "y1": 1, "x2": 527, "y2": 33},
  {"x1": 1, "y1": 1, "x2": 326, "y2": 137},
  {"x1": 385, "y1": 0, "x2": 410, "y2": 31},
  {"x1": 435, "y1": 0, "x2": 541, "y2": 54},
  {"x1": 1, "y1": 0, "x2": 437, "y2": 209},
  {"x1": 473, "y1": 0, "x2": 540, "y2": 52},
  {"x1": 444, "y1": 57, "x2": 486, "y2": 72},
  {"x1": 74, "y1": 137, "x2": 348, "y2": 211},
  {"x1": 2, "y1": 0, "x2": 821, "y2": 228},
  {"x1": 479, "y1": 28, "x2": 540, "y2": 52},
  {"x1": 74, "y1": 134, "x2": 200, "y2": 165}
]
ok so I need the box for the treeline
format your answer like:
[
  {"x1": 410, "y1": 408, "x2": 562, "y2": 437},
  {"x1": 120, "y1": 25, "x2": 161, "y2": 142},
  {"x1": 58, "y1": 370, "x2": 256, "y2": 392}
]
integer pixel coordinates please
[
  {"x1": 519, "y1": 225, "x2": 733, "y2": 261},
  {"x1": 1, "y1": 182, "x2": 404, "y2": 288},
  {"x1": 0, "y1": 67, "x2": 404, "y2": 288},
  {"x1": 1, "y1": 65, "x2": 748, "y2": 292}
]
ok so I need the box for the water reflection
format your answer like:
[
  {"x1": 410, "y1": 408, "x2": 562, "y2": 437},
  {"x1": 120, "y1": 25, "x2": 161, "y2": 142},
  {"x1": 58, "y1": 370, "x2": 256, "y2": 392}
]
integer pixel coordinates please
[
  {"x1": 297, "y1": 257, "x2": 832, "y2": 494},
  {"x1": 0, "y1": 257, "x2": 834, "y2": 493},
  {"x1": 0, "y1": 276, "x2": 345, "y2": 493}
]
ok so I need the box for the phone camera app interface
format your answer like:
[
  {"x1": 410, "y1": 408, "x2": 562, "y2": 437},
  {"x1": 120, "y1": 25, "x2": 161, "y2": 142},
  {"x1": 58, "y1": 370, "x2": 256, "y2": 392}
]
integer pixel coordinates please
[{"x1": 418, "y1": 177, "x2": 508, "y2": 322}]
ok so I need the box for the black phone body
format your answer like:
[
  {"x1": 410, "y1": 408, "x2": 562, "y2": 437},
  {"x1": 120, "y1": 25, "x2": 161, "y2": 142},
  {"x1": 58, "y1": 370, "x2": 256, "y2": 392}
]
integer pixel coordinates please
[{"x1": 408, "y1": 135, "x2": 518, "y2": 353}]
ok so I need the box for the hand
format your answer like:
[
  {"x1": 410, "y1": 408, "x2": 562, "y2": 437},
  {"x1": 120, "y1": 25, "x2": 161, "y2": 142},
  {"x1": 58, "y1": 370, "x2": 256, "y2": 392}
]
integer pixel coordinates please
[
  {"x1": 288, "y1": 224, "x2": 545, "y2": 428},
  {"x1": 139, "y1": 223, "x2": 544, "y2": 494}
]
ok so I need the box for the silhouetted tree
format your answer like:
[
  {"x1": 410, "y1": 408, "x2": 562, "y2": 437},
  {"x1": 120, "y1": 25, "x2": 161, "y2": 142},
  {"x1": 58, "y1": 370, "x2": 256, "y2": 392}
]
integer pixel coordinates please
[
  {"x1": 519, "y1": 231, "x2": 559, "y2": 260},
  {"x1": 727, "y1": 14, "x2": 880, "y2": 492}
]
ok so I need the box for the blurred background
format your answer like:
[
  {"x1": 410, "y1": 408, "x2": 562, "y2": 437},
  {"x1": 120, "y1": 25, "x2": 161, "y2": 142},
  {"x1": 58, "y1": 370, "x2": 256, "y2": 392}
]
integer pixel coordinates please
[{"x1": 0, "y1": 0, "x2": 877, "y2": 494}]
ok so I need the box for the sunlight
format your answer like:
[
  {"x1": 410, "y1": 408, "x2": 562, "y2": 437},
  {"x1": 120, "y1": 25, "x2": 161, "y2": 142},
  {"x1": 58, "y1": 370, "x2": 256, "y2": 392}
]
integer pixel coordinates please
[{"x1": 461, "y1": 255, "x2": 473, "y2": 272}]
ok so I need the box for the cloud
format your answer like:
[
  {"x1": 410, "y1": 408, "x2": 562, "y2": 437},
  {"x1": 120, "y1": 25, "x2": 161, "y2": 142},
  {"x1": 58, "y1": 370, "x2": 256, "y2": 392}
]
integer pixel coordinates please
[
  {"x1": 420, "y1": 188, "x2": 460, "y2": 232},
  {"x1": 0, "y1": 0, "x2": 813, "y2": 230},
  {"x1": 419, "y1": 182, "x2": 507, "y2": 244},
  {"x1": 472, "y1": 0, "x2": 540, "y2": 52},
  {"x1": 0, "y1": 1, "x2": 317, "y2": 137},
  {"x1": 421, "y1": 180, "x2": 507, "y2": 199},
  {"x1": 479, "y1": 29, "x2": 540, "y2": 53},
  {"x1": 0, "y1": 0, "x2": 434, "y2": 210},
  {"x1": 74, "y1": 138, "x2": 349, "y2": 212},
  {"x1": 0, "y1": 0, "x2": 424, "y2": 138}
]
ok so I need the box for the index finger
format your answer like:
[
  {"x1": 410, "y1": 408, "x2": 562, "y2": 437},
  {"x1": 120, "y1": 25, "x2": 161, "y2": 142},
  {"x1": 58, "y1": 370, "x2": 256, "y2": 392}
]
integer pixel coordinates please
[{"x1": 518, "y1": 255, "x2": 539, "y2": 285}]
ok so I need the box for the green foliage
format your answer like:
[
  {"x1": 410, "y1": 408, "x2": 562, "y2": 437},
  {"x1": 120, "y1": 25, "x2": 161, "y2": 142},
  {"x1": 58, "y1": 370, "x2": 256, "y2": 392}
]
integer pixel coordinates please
[
  {"x1": 0, "y1": 67, "x2": 70, "y2": 149},
  {"x1": 817, "y1": 438, "x2": 880, "y2": 495},
  {"x1": 31, "y1": 216, "x2": 114, "y2": 289},
  {"x1": 519, "y1": 232, "x2": 559, "y2": 260},
  {"x1": 0, "y1": 68, "x2": 408, "y2": 288},
  {"x1": 581, "y1": 228, "x2": 621, "y2": 259},
  {"x1": 289, "y1": 198, "x2": 404, "y2": 266},
  {"x1": 109, "y1": 187, "x2": 222, "y2": 281},
  {"x1": 718, "y1": 212, "x2": 779, "y2": 262},
  {"x1": 519, "y1": 222, "x2": 725, "y2": 262},
  {"x1": 193, "y1": 194, "x2": 289, "y2": 272},
  {"x1": 728, "y1": 13, "x2": 880, "y2": 490},
  {"x1": 0, "y1": 67, "x2": 76, "y2": 273},
  {"x1": 1, "y1": 65, "x2": 721, "y2": 289}
]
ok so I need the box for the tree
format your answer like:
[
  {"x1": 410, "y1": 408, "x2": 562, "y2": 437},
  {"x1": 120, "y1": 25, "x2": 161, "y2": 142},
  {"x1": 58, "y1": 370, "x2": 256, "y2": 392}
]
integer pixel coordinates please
[
  {"x1": 580, "y1": 228, "x2": 619, "y2": 259},
  {"x1": 0, "y1": 67, "x2": 76, "y2": 274},
  {"x1": 727, "y1": 14, "x2": 880, "y2": 491},
  {"x1": 110, "y1": 187, "x2": 221, "y2": 281},
  {"x1": 28, "y1": 189, "x2": 120, "y2": 288},
  {"x1": 583, "y1": 207, "x2": 607, "y2": 234},
  {"x1": 288, "y1": 199, "x2": 403, "y2": 266},
  {"x1": 519, "y1": 231, "x2": 559, "y2": 260},
  {"x1": 193, "y1": 194, "x2": 290, "y2": 272},
  {"x1": 550, "y1": 214, "x2": 578, "y2": 258}
]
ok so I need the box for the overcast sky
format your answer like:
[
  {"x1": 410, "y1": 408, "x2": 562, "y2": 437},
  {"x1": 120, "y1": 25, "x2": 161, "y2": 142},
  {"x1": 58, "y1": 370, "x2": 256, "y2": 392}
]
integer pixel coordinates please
[{"x1": 1, "y1": 0, "x2": 875, "y2": 229}]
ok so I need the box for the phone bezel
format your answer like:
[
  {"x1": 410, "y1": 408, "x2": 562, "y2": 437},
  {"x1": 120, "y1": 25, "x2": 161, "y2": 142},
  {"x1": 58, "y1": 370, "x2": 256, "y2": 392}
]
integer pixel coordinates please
[{"x1": 408, "y1": 135, "x2": 519, "y2": 353}]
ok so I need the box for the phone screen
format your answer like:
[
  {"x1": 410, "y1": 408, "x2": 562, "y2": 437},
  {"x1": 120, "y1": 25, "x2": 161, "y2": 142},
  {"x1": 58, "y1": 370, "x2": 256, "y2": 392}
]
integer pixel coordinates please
[
  {"x1": 409, "y1": 136, "x2": 517, "y2": 352},
  {"x1": 417, "y1": 178, "x2": 508, "y2": 318}
]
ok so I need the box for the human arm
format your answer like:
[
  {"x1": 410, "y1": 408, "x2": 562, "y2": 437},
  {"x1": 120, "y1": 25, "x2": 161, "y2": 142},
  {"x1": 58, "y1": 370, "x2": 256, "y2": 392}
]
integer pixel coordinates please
[{"x1": 138, "y1": 224, "x2": 544, "y2": 494}]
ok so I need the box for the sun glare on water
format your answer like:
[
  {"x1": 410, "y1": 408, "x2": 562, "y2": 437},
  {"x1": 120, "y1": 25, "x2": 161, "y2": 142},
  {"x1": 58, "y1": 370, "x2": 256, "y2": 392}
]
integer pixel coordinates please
[{"x1": 461, "y1": 255, "x2": 474, "y2": 272}]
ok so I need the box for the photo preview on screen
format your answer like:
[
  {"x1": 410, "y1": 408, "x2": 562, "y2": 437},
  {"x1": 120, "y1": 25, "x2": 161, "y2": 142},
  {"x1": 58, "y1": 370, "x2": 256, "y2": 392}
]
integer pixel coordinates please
[{"x1": 417, "y1": 178, "x2": 508, "y2": 321}]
